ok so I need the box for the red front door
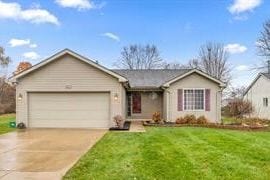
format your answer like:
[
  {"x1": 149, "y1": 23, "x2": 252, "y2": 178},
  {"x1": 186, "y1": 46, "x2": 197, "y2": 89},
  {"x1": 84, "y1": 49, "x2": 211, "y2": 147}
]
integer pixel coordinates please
[{"x1": 132, "y1": 92, "x2": 141, "y2": 113}]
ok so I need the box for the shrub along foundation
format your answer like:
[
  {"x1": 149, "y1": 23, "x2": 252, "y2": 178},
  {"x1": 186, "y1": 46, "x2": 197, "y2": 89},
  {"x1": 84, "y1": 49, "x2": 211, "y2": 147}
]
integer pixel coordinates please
[{"x1": 143, "y1": 122, "x2": 269, "y2": 131}]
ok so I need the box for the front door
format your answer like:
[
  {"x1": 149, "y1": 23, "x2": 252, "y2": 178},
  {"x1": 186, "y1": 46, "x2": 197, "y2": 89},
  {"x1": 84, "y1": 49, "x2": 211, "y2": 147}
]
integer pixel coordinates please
[{"x1": 132, "y1": 92, "x2": 141, "y2": 114}]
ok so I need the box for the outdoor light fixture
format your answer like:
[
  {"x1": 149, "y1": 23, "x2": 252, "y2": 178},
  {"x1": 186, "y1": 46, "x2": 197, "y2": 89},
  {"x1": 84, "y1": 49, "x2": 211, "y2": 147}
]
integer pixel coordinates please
[
  {"x1": 18, "y1": 94, "x2": 23, "y2": 101},
  {"x1": 114, "y1": 93, "x2": 119, "y2": 101}
]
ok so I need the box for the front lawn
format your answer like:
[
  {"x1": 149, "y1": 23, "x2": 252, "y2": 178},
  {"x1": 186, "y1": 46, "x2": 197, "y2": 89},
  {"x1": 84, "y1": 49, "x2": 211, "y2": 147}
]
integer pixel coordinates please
[
  {"x1": 0, "y1": 114, "x2": 16, "y2": 135},
  {"x1": 64, "y1": 127, "x2": 270, "y2": 180}
]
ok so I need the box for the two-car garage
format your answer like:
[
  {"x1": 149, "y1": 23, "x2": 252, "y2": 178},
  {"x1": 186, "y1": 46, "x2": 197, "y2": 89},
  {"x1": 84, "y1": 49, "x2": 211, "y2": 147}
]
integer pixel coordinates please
[
  {"x1": 28, "y1": 92, "x2": 110, "y2": 128},
  {"x1": 13, "y1": 49, "x2": 127, "y2": 129}
]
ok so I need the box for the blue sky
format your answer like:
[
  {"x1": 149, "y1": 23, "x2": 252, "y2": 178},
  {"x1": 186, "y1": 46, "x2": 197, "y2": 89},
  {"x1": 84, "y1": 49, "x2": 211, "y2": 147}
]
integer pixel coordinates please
[{"x1": 0, "y1": 0, "x2": 270, "y2": 87}]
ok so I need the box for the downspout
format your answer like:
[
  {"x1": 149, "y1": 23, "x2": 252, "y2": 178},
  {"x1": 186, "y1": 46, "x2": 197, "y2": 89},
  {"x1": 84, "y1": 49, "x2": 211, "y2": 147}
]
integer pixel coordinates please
[
  {"x1": 167, "y1": 90, "x2": 171, "y2": 122},
  {"x1": 217, "y1": 86, "x2": 224, "y2": 124},
  {"x1": 161, "y1": 86, "x2": 170, "y2": 122}
]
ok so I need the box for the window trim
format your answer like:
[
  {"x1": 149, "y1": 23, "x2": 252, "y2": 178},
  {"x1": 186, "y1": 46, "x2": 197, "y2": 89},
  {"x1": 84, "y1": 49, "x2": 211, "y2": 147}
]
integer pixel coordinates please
[{"x1": 183, "y1": 88, "x2": 205, "y2": 111}]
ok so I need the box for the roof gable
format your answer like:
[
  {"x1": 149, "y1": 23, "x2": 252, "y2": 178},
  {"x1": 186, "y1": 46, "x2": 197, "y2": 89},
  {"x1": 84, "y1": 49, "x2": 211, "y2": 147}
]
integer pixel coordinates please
[
  {"x1": 10, "y1": 49, "x2": 127, "y2": 82},
  {"x1": 162, "y1": 69, "x2": 226, "y2": 88},
  {"x1": 244, "y1": 73, "x2": 270, "y2": 95}
]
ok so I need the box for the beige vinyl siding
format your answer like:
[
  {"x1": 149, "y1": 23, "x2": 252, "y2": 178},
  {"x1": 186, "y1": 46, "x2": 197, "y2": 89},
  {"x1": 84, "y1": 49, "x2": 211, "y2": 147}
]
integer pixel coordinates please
[
  {"x1": 28, "y1": 92, "x2": 109, "y2": 128},
  {"x1": 244, "y1": 75, "x2": 270, "y2": 119},
  {"x1": 130, "y1": 92, "x2": 163, "y2": 119},
  {"x1": 16, "y1": 54, "x2": 125, "y2": 127},
  {"x1": 166, "y1": 73, "x2": 221, "y2": 123}
]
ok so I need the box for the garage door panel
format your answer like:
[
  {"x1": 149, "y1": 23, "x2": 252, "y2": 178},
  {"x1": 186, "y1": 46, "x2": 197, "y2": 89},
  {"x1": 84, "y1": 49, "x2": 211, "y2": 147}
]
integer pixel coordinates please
[
  {"x1": 31, "y1": 112, "x2": 109, "y2": 121},
  {"x1": 28, "y1": 92, "x2": 110, "y2": 128},
  {"x1": 30, "y1": 105, "x2": 109, "y2": 111},
  {"x1": 29, "y1": 120, "x2": 108, "y2": 128}
]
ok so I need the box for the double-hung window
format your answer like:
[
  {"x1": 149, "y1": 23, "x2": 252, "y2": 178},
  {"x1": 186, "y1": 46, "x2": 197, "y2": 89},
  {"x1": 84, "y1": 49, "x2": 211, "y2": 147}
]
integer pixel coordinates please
[{"x1": 184, "y1": 89, "x2": 205, "y2": 110}]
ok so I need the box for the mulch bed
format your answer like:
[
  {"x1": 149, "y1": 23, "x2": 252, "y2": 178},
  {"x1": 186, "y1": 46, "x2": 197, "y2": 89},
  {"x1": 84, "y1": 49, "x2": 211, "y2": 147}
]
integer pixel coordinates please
[
  {"x1": 109, "y1": 121, "x2": 131, "y2": 131},
  {"x1": 143, "y1": 122, "x2": 269, "y2": 131}
]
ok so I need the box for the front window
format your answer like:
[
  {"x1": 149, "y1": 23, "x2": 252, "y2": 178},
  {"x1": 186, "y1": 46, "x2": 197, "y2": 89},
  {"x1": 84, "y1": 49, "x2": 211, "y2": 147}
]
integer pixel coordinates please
[
  {"x1": 184, "y1": 89, "x2": 204, "y2": 110},
  {"x1": 263, "y1": 98, "x2": 268, "y2": 107}
]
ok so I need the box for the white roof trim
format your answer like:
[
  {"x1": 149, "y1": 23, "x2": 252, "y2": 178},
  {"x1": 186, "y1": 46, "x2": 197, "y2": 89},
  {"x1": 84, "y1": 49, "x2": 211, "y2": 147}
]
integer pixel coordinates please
[
  {"x1": 9, "y1": 49, "x2": 128, "y2": 82},
  {"x1": 162, "y1": 69, "x2": 226, "y2": 87},
  {"x1": 244, "y1": 73, "x2": 270, "y2": 96}
]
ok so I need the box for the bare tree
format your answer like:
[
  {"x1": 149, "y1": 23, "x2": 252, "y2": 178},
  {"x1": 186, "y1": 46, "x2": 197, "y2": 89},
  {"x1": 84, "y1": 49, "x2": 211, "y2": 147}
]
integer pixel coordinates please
[
  {"x1": 0, "y1": 82, "x2": 15, "y2": 114},
  {"x1": 0, "y1": 47, "x2": 14, "y2": 114},
  {"x1": 162, "y1": 62, "x2": 187, "y2": 69},
  {"x1": 0, "y1": 47, "x2": 11, "y2": 68},
  {"x1": 227, "y1": 86, "x2": 247, "y2": 99},
  {"x1": 0, "y1": 47, "x2": 11, "y2": 95},
  {"x1": 116, "y1": 44, "x2": 164, "y2": 69},
  {"x1": 188, "y1": 58, "x2": 200, "y2": 69},
  {"x1": 255, "y1": 19, "x2": 270, "y2": 73},
  {"x1": 189, "y1": 42, "x2": 231, "y2": 83},
  {"x1": 257, "y1": 20, "x2": 270, "y2": 58},
  {"x1": 227, "y1": 99, "x2": 253, "y2": 119}
]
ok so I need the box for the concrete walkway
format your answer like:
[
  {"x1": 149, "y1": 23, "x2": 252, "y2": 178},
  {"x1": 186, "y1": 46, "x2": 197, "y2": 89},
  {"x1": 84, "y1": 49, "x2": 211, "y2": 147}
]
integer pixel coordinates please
[
  {"x1": 129, "y1": 121, "x2": 145, "y2": 132},
  {"x1": 0, "y1": 129, "x2": 106, "y2": 180}
]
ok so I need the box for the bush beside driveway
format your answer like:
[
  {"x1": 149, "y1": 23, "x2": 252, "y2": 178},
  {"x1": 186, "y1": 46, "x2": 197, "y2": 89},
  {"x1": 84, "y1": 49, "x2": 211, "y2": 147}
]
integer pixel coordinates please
[
  {"x1": 65, "y1": 127, "x2": 270, "y2": 179},
  {"x1": 0, "y1": 114, "x2": 16, "y2": 135}
]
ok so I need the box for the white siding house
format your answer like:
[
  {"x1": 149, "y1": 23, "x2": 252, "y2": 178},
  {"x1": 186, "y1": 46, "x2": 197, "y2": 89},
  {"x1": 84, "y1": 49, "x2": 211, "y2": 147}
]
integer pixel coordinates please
[{"x1": 244, "y1": 73, "x2": 270, "y2": 119}]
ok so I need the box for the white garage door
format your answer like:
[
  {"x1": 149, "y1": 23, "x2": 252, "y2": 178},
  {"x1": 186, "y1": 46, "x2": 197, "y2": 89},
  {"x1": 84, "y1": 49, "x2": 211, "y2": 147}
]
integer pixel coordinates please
[{"x1": 28, "y1": 92, "x2": 110, "y2": 128}]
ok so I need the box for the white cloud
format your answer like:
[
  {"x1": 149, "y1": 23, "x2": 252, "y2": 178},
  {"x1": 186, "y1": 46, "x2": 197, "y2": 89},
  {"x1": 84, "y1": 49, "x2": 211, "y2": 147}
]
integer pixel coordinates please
[
  {"x1": 9, "y1": 38, "x2": 38, "y2": 48},
  {"x1": 23, "y1": 51, "x2": 40, "y2": 60},
  {"x1": 29, "y1": 43, "x2": 37, "y2": 48},
  {"x1": 55, "y1": 0, "x2": 105, "y2": 10},
  {"x1": 101, "y1": 32, "x2": 120, "y2": 42},
  {"x1": 228, "y1": 0, "x2": 262, "y2": 14},
  {"x1": 236, "y1": 65, "x2": 249, "y2": 71},
  {"x1": 224, "y1": 43, "x2": 247, "y2": 54},
  {"x1": 55, "y1": 0, "x2": 92, "y2": 9},
  {"x1": 9, "y1": 38, "x2": 30, "y2": 47},
  {"x1": 0, "y1": 1, "x2": 59, "y2": 25},
  {"x1": 20, "y1": 9, "x2": 59, "y2": 25}
]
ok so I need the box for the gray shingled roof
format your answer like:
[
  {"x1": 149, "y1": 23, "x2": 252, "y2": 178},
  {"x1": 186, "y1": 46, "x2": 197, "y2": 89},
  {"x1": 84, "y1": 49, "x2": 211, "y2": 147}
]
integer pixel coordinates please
[{"x1": 112, "y1": 69, "x2": 191, "y2": 88}]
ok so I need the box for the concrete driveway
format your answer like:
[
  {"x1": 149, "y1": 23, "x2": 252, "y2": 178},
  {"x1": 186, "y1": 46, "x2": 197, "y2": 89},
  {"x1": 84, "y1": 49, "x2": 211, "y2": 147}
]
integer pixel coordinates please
[{"x1": 0, "y1": 129, "x2": 107, "y2": 180}]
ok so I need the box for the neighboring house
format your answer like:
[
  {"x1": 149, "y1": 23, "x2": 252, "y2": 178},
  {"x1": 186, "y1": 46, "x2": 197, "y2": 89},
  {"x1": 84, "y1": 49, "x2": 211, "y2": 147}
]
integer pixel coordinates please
[
  {"x1": 244, "y1": 72, "x2": 270, "y2": 119},
  {"x1": 10, "y1": 49, "x2": 225, "y2": 128}
]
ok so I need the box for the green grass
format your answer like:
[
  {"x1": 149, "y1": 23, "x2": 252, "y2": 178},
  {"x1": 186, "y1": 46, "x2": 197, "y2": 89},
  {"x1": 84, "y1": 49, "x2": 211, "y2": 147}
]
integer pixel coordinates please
[
  {"x1": 64, "y1": 127, "x2": 270, "y2": 180},
  {"x1": 0, "y1": 114, "x2": 16, "y2": 135}
]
